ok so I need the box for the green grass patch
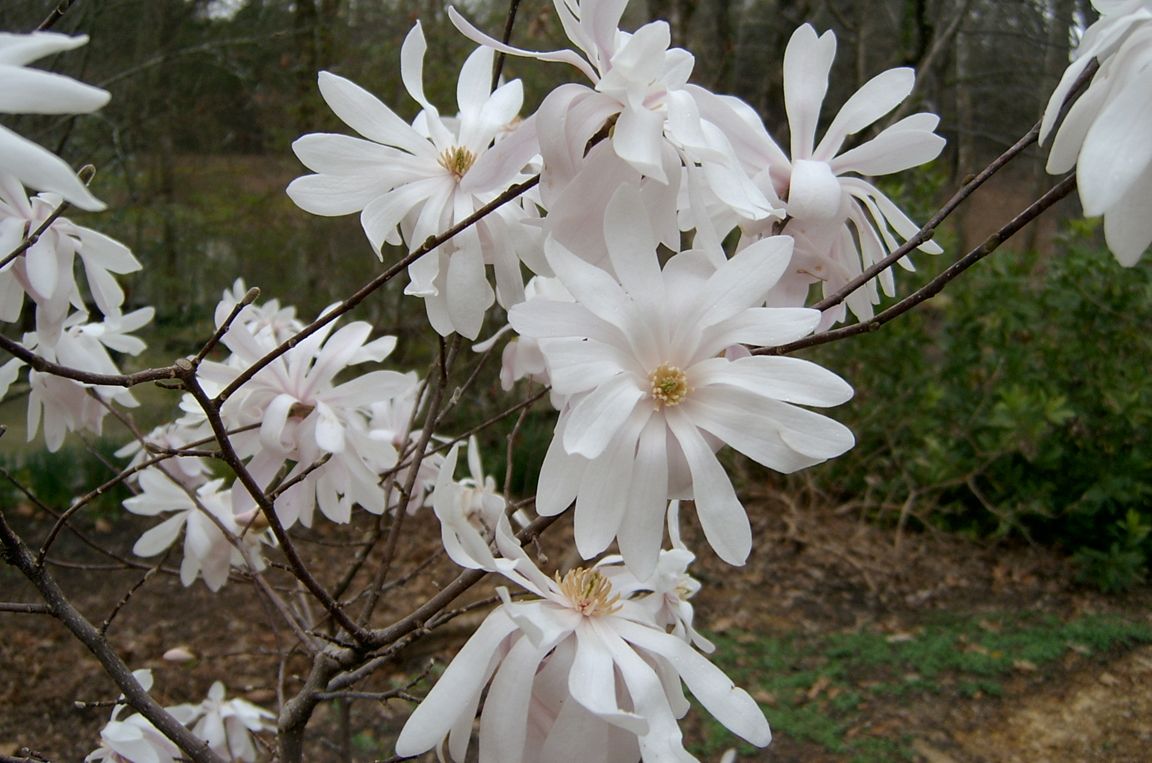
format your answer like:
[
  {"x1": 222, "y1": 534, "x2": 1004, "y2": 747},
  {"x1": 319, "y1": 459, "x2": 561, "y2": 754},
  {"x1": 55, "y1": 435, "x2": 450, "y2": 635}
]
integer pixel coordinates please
[{"x1": 694, "y1": 612, "x2": 1152, "y2": 759}]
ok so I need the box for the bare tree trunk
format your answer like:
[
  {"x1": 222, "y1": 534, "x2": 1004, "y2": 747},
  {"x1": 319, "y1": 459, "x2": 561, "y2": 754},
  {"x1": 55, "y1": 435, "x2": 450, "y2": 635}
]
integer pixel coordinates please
[{"x1": 1026, "y1": 0, "x2": 1075, "y2": 254}]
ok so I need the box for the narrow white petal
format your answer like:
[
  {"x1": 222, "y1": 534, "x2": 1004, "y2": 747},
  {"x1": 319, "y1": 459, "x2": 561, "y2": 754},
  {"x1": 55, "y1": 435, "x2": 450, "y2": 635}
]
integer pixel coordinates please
[
  {"x1": 316, "y1": 71, "x2": 429, "y2": 155},
  {"x1": 614, "y1": 619, "x2": 772, "y2": 746},
  {"x1": 665, "y1": 408, "x2": 750, "y2": 565},
  {"x1": 783, "y1": 24, "x2": 836, "y2": 159},
  {"x1": 563, "y1": 374, "x2": 644, "y2": 459},
  {"x1": 395, "y1": 609, "x2": 520, "y2": 757}
]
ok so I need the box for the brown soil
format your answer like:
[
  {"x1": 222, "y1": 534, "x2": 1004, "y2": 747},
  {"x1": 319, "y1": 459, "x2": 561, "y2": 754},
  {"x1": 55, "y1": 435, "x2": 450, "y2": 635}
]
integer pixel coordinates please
[{"x1": 1, "y1": 489, "x2": 1149, "y2": 762}]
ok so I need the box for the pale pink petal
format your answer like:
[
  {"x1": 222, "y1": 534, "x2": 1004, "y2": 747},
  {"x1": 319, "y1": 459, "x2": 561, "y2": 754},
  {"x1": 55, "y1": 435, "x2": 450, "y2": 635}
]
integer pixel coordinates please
[
  {"x1": 1077, "y1": 77, "x2": 1152, "y2": 215},
  {"x1": 614, "y1": 619, "x2": 772, "y2": 746},
  {"x1": 395, "y1": 609, "x2": 520, "y2": 757},
  {"x1": 568, "y1": 621, "x2": 648, "y2": 734},
  {"x1": 612, "y1": 103, "x2": 666, "y2": 181}
]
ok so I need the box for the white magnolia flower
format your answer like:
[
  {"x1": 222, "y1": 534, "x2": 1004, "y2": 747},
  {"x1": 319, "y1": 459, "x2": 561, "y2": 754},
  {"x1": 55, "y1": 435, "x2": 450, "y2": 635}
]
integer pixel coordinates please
[
  {"x1": 451, "y1": 0, "x2": 772, "y2": 226},
  {"x1": 115, "y1": 420, "x2": 214, "y2": 490},
  {"x1": 509, "y1": 188, "x2": 854, "y2": 575},
  {"x1": 288, "y1": 23, "x2": 536, "y2": 338},
  {"x1": 125, "y1": 471, "x2": 265, "y2": 591},
  {"x1": 0, "y1": 173, "x2": 141, "y2": 337},
  {"x1": 366, "y1": 376, "x2": 445, "y2": 515},
  {"x1": 430, "y1": 438, "x2": 516, "y2": 573},
  {"x1": 168, "y1": 682, "x2": 274, "y2": 763},
  {"x1": 0, "y1": 32, "x2": 108, "y2": 210},
  {"x1": 1041, "y1": 0, "x2": 1152, "y2": 264},
  {"x1": 707, "y1": 24, "x2": 944, "y2": 326},
  {"x1": 595, "y1": 502, "x2": 712, "y2": 651},
  {"x1": 22, "y1": 309, "x2": 150, "y2": 451},
  {"x1": 196, "y1": 300, "x2": 411, "y2": 527},
  {"x1": 395, "y1": 516, "x2": 770, "y2": 763},
  {"x1": 86, "y1": 670, "x2": 183, "y2": 763}
]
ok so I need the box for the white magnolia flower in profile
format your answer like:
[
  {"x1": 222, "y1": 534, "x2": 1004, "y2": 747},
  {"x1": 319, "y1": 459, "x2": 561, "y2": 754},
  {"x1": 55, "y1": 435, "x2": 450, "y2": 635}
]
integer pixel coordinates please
[
  {"x1": 85, "y1": 670, "x2": 182, "y2": 763},
  {"x1": 21, "y1": 308, "x2": 151, "y2": 451},
  {"x1": 0, "y1": 32, "x2": 109, "y2": 210},
  {"x1": 596, "y1": 502, "x2": 713, "y2": 651},
  {"x1": 509, "y1": 188, "x2": 854, "y2": 575},
  {"x1": 430, "y1": 438, "x2": 517, "y2": 573},
  {"x1": 288, "y1": 22, "x2": 536, "y2": 338},
  {"x1": 1041, "y1": 0, "x2": 1152, "y2": 265},
  {"x1": 168, "y1": 682, "x2": 274, "y2": 763},
  {"x1": 708, "y1": 23, "x2": 944, "y2": 326},
  {"x1": 396, "y1": 515, "x2": 771, "y2": 763},
  {"x1": 0, "y1": 173, "x2": 141, "y2": 337}
]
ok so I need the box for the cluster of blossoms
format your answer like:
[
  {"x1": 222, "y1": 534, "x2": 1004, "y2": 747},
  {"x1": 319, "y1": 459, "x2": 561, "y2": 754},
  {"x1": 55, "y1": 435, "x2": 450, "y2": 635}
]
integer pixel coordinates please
[
  {"x1": 0, "y1": 32, "x2": 151, "y2": 451},
  {"x1": 3, "y1": 0, "x2": 1151, "y2": 759},
  {"x1": 279, "y1": 0, "x2": 946, "y2": 755},
  {"x1": 86, "y1": 670, "x2": 272, "y2": 763}
]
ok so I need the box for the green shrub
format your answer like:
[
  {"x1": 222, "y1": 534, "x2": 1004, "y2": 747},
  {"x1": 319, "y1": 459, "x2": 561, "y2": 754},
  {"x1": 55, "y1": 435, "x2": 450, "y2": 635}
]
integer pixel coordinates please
[{"x1": 806, "y1": 224, "x2": 1152, "y2": 590}]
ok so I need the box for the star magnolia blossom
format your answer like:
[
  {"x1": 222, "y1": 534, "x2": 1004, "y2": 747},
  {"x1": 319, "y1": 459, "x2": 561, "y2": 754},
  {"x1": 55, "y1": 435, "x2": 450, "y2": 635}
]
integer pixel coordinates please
[
  {"x1": 1041, "y1": 0, "x2": 1152, "y2": 265},
  {"x1": 396, "y1": 513, "x2": 770, "y2": 762},
  {"x1": 168, "y1": 682, "x2": 274, "y2": 763},
  {"x1": 20, "y1": 309, "x2": 151, "y2": 451},
  {"x1": 703, "y1": 23, "x2": 944, "y2": 326},
  {"x1": 509, "y1": 188, "x2": 854, "y2": 575},
  {"x1": 85, "y1": 670, "x2": 182, "y2": 763},
  {"x1": 450, "y1": 0, "x2": 772, "y2": 227},
  {"x1": 0, "y1": 32, "x2": 109, "y2": 210},
  {"x1": 0, "y1": 175, "x2": 141, "y2": 337},
  {"x1": 288, "y1": 22, "x2": 537, "y2": 339},
  {"x1": 125, "y1": 471, "x2": 267, "y2": 591},
  {"x1": 194, "y1": 298, "x2": 412, "y2": 527}
]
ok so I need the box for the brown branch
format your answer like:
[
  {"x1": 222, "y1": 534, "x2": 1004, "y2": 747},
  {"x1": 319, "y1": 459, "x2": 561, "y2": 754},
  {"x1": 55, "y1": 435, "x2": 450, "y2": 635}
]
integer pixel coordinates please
[
  {"x1": 0, "y1": 601, "x2": 53, "y2": 615},
  {"x1": 179, "y1": 368, "x2": 369, "y2": 643},
  {"x1": 759, "y1": 175, "x2": 1077, "y2": 356},
  {"x1": 491, "y1": 0, "x2": 525, "y2": 92},
  {"x1": 0, "y1": 510, "x2": 226, "y2": 763},
  {"x1": 356, "y1": 336, "x2": 460, "y2": 627},
  {"x1": 36, "y1": 0, "x2": 80, "y2": 31},
  {"x1": 0, "y1": 334, "x2": 182, "y2": 387}
]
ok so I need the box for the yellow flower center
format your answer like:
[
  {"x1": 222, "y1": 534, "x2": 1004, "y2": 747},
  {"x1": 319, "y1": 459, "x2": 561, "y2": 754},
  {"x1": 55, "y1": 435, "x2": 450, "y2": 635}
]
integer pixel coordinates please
[
  {"x1": 649, "y1": 363, "x2": 690, "y2": 408},
  {"x1": 555, "y1": 568, "x2": 621, "y2": 617},
  {"x1": 438, "y1": 146, "x2": 477, "y2": 180}
]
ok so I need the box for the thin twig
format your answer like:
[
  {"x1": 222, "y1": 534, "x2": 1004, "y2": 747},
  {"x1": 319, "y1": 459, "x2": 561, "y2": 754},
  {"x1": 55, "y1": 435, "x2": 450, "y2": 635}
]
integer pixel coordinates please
[
  {"x1": 356, "y1": 336, "x2": 460, "y2": 627},
  {"x1": 180, "y1": 369, "x2": 368, "y2": 643},
  {"x1": 490, "y1": 0, "x2": 525, "y2": 92},
  {"x1": 759, "y1": 175, "x2": 1078, "y2": 356},
  {"x1": 0, "y1": 602, "x2": 53, "y2": 615},
  {"x1": 192, "y1": 286, "x2": 261, "y2": 364},
  {"x1": 36, "y1": 0, "x2": 79, "y2": 31}
]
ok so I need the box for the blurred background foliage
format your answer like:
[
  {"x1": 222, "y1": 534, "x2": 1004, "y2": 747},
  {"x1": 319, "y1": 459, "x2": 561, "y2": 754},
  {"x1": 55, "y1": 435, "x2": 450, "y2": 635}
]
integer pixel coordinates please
[
  {"x1": 1, "y1": 0, "x2": 1149, "y2": 589},
  {"x1": 800, "y1": 219, "x2": 1152, "y2": 592}
]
